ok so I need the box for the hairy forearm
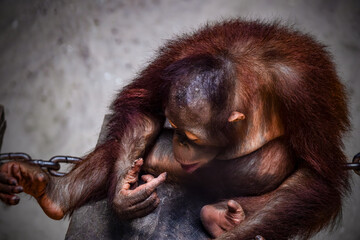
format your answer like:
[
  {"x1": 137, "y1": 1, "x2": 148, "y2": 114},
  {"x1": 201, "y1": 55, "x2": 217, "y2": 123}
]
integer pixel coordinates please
[
  {"x1": 45, "y1": 113, "x2": 162, "y2": 216},
  {"x1": 107, "y1": 113, "x2": 163, "y2": 202}
]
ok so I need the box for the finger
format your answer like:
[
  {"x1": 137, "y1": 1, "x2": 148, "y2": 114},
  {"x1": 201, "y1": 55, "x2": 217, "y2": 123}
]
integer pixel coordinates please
[
  {"x1": 0, "y1": 172, "x2": 18, "y2": 186},
  {"x1": 131, "y1": 158, "x2": 143, "y2": 173},
  {"x1": 141, "y1": 172, "x2": 166, "y2": 183},
  {"x1": 141, "y1": 174, "x2": 155, "y2": 183},
  {"x1": 0, "y1": 183, "x2": 23, "y2": 194},
  {"x1": 127, "y1": 192, "x2": 159, "y2": 212},
  {"x1": 255, "y1": 235, "x2": 265, "y2": 240},
  {"x1": 227, "y1": 200, "x2": 242, "y2": 213},
  {"x1": 123, "y1": 158, "x2": 144, "y2": 186},
  {"x1": 130, "y1": 172, "x2": 167, "y2": 203},
  {"x1": 225, "y1": 200, "x2": 245, "y2": 226},
  {"x1": 0, "y1": 193, "x2": 20, "y2": 205},
  {"x1": 11, "y1": 164, "x2": 22, "y2": 182},
  {"x1": 127, "y1": 197, "x2": 160, "y2": 219},
  {"x1": 129, "y1": 192, "x2": 160, "y2": 211}
]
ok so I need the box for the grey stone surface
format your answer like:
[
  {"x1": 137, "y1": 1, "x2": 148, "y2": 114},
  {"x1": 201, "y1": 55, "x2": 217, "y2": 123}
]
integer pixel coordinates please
[{"x1": 0, "y1": 0, "x2": 359, "y2": 239}]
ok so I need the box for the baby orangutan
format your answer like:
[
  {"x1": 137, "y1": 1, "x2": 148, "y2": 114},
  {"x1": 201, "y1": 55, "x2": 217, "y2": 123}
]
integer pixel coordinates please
[{"x1": 0, "y1": 20, "x2": 349, "y2": 240}]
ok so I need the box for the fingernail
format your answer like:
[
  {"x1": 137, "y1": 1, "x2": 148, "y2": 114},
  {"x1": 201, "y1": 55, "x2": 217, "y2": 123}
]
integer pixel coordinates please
[
  {"x1": 12, "y1": 196, "x2": 20, "y2": 204},
  {"x1": 132, "y1": 159, "x2": 139, "y2": 167},
  {"x1": 11, "y1": 195, "x2": 19, "y2": 201},
  {"x1": 255, "y1": 235, "x2": 263, "y2": 240},
  {"x1": 15, "y1": 186, "x2": 23, "y2": 192},
  {"x1": 9, "y1": 179, "x2": 17, "y2": 185}
]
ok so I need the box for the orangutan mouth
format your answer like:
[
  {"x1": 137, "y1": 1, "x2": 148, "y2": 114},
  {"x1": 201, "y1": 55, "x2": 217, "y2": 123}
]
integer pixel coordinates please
[{"x1": 180, "y1": 162, "x2": 201, "y2": 173}]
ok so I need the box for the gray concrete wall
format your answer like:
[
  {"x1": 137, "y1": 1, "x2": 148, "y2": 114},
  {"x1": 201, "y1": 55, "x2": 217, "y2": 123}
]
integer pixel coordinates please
[{"x1": 0, "y1": 0, "x2": 359, "y2": 239}]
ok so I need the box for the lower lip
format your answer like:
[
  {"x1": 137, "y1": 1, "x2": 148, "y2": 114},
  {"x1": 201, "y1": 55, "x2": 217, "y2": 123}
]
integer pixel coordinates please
[{"x1": 180, "y1": 163, "x2": 200, "y2": 173}]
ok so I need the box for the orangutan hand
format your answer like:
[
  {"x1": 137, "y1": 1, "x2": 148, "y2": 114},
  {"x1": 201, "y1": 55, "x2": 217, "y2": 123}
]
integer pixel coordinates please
[
  {"x1": 201, "y1": 199, "x2": 246, "y2": 238},
  {"x1": 113, "y1": 158, "x2": 167, "y2": 219},
  {"x1": 0, "y1": 161, "x2": 48, "y2": 204}
]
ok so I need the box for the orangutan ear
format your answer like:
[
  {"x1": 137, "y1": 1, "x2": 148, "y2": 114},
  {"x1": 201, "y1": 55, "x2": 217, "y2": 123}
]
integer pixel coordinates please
[{"x1": 228, "y1": 111, "x2": 245, "y2": 122}]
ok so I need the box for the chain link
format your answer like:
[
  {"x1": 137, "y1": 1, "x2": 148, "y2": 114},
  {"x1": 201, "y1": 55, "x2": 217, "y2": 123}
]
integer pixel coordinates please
[
  {"x1": 346, "y1": 152, "x2": 360, "y2": 176},
  {"x1": 0, "y1": 152, "x2": 82, "y2": 177}
]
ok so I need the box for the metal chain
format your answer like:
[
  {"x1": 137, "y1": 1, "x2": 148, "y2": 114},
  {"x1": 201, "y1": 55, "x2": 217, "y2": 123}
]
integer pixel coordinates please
[
  {"x1": 345, "y1": 152, "x2": 360, "y2": 176},
  {"x1": 0, "y1": 152, "x2": 82, "y2": 177},
  {"x1": 1, "y1": 152, "x2": 360, "y2": 176}
]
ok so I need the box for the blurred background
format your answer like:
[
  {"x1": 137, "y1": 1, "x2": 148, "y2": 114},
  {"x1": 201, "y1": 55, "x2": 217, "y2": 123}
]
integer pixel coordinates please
[{"x1": 0, "y1": 0, "x2": 359, "y2": 239}]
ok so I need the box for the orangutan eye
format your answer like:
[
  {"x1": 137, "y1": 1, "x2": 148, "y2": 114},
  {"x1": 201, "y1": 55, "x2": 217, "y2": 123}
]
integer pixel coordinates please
[
  {"x1": 184, "y1": 131, "x2": 199, "y2": 142},
  {"x1": 175, "y1": 130, "x2": 203, "y2": 148}
]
